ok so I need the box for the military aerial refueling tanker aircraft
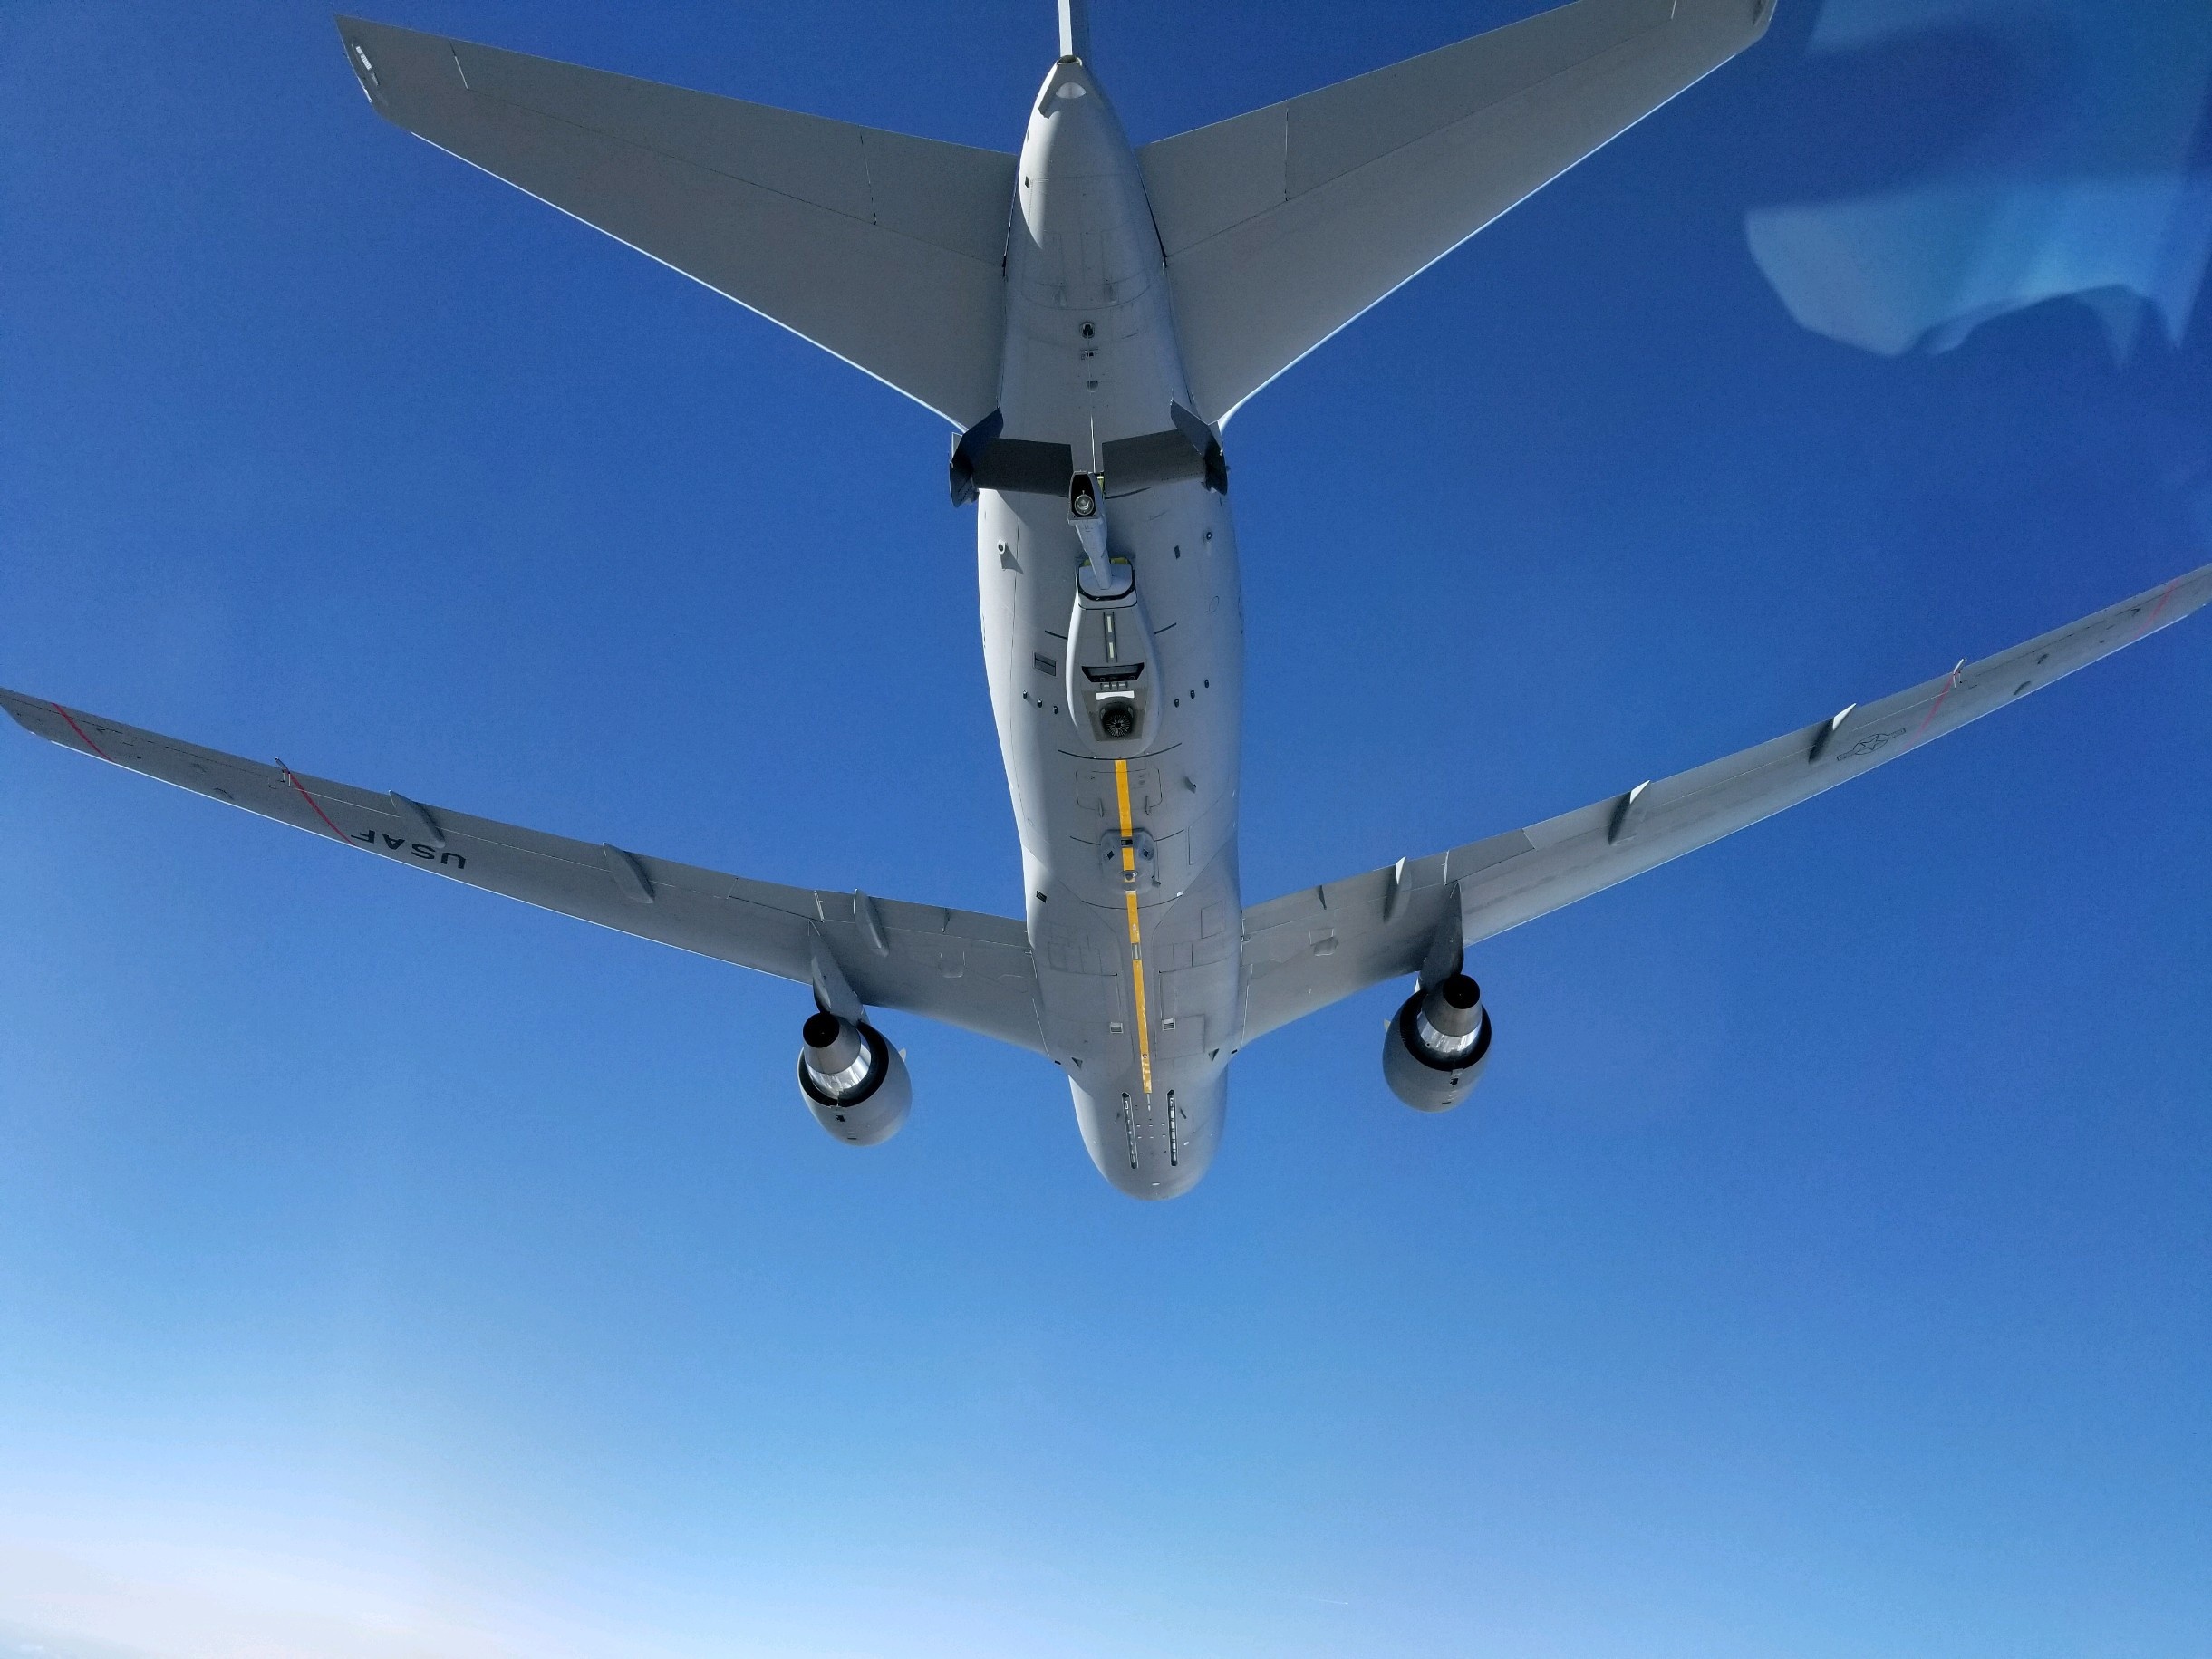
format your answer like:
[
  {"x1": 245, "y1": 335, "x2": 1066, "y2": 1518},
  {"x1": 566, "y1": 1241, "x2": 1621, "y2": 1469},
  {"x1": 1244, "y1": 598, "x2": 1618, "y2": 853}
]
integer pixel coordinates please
[{"x1": 7, "y1": 0, "x2": 2208, "y2": 1197}]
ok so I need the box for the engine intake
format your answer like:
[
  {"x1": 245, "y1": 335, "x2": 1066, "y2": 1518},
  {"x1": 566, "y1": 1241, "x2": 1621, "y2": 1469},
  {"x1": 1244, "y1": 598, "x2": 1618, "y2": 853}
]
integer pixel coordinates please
[
  {"x1": 1382, "y1": 973, "x2": 1493, "y2": 1112},
  {"x1": 797, "y1": 1010, "x2": 912, "y2": 1146}
]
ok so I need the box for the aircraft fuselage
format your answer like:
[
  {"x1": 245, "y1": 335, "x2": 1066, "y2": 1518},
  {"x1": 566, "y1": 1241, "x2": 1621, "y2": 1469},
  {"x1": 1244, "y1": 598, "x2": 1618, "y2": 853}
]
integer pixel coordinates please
[{"x1": 982, "y1": 56, "x2": 1244, "y2": 1197}]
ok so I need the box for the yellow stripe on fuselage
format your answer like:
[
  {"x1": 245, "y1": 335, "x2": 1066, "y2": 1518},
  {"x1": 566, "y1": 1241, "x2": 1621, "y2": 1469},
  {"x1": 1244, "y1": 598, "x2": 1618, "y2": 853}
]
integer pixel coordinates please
[{"x1": 1113, "y1": 757, "x2": 1154, "y2": 1097}]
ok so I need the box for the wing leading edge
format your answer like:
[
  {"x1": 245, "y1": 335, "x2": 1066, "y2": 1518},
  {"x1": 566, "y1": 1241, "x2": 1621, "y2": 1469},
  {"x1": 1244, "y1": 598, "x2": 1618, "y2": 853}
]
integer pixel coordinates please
[
  {"x1": 0, "y1": 690, "x2": 1046, "y2": 1054},
  {"x1": 1240, "y1": 564, "x2": 2212, "y2": 1043}
]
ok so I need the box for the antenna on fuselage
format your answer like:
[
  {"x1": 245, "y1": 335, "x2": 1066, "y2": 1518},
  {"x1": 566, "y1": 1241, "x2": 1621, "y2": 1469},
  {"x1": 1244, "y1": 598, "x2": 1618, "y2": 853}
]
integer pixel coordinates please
[{"x1": 1058, "y1": 0, "x2": 1089, "y2": 62}]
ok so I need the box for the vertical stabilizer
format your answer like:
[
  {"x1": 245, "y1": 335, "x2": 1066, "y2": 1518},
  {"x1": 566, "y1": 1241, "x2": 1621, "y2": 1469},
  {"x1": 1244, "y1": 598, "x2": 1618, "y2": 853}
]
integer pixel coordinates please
[{"x1": 1058, "y1": 0, "x2": 1090, "y2": 61}]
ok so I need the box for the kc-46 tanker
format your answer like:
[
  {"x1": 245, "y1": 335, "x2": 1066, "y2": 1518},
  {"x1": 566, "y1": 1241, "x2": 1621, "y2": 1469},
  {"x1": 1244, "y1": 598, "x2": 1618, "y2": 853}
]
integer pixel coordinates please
[{"x1": 8, "y1": 0, "x2": 2207, "y2": 1196}]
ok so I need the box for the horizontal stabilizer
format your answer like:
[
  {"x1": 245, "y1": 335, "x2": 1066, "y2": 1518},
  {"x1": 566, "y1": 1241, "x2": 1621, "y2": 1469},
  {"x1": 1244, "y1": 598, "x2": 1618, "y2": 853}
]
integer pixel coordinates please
[
  {"x1": 1141, "y1": 0, "x2": 1774, "y2": 421},
  {"x1": 335, "y1": 16, "x2": 1016, "y2": 426}
]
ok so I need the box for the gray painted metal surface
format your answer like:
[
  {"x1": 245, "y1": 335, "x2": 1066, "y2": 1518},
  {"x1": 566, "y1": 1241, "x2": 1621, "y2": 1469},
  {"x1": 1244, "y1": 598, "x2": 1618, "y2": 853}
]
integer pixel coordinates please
[
  {"x1": 7, "y1": 2, "x2": 2208, "y2": 1198},
  {"x1": 333, "y1": 15, "x2": 1017, "y2": 427},
  {"x1": 1140, "y1": 0, "x2": 1775, "y2": 420}
]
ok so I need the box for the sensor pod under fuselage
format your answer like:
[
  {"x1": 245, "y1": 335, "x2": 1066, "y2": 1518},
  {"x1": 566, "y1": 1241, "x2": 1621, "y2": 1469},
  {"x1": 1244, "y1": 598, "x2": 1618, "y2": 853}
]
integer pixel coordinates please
[{"x1": 1066, "y1": 571, "x2": 1158, "y2": 749}]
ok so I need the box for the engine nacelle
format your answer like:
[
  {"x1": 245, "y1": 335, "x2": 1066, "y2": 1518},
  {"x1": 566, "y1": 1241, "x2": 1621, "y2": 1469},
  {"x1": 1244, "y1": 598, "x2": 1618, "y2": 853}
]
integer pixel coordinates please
[
  {"x1": 797, "y1": 1011, "x2": 912, "y2": 1146},
  {"x1": 1382, "y1": 973, "x2": 1493, "y2": 1112}
]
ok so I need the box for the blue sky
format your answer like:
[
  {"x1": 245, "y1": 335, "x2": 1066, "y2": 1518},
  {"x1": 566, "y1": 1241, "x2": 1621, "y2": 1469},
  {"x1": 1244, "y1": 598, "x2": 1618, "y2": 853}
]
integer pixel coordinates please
[{"x1": 2, "y1": 3, "x2": 2207, "y2": 1654}]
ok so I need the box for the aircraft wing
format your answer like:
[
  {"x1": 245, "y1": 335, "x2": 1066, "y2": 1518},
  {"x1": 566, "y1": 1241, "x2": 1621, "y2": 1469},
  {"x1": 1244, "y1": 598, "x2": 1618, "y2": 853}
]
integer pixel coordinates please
[
  {"x1": 333, "y1": 16, "x2": 1015, "y2": 429},
  {"x1": 1239, "y1": 564, "x2": 2212, "y2": 1043},
  {"x1": 0, "y1": 690, "x2": 1047, "y2": 1054},
  {"x1": 1140, "y1": 0, "x2": 1775, "y2": 423}
]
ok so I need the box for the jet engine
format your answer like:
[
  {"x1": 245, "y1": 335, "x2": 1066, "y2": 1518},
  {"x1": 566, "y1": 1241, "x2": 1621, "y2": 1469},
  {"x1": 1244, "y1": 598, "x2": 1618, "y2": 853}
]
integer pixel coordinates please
[
  {"x1": 797, "y1": 1010, "x2": 912, "y2": 1145},
  {"x1": 1381, "y1": 973, "x2": 1492, "y2": 1112}
]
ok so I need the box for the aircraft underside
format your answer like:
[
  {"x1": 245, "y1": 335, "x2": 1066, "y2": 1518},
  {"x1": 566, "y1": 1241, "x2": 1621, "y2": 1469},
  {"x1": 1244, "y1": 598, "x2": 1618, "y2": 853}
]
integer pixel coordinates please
[{"x1": 5, "y1": 0, "x2": 2208, "y2": 1197}]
